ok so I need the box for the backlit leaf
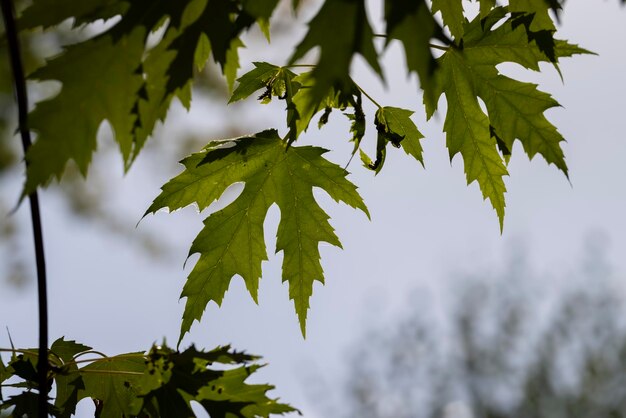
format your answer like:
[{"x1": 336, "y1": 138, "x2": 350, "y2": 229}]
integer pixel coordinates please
[
  {"x1": 289, "y1": 0, "x2": 382, "y2": 105},
  {"x1": 424, "y1": 8, "x2": 589, "y2": 229},
  {"x1": 147, "y1": 130, "x2": 368, "y2": 340}
]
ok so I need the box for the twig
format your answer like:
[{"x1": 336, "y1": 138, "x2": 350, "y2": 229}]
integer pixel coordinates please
[{"x1": 0, "y1": 0, "x2": 49, "y2": 416}]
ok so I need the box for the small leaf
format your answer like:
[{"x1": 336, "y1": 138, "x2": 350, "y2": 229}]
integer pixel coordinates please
[
  {"x1": 230, "y1": 62, "x2": 286, "y2": 103},
  {"x1": 376, "y1": 107, "x2": 424, "y2": 166},
  {"x1": 291, "y1": 71, "x2": 362, "y2": 141},
  {"x1": 50, "y1": 338, "x2": 92, "y2": 418},
  {"x1": 50, "y1": 337, "x2": 92, "y2": 363}
]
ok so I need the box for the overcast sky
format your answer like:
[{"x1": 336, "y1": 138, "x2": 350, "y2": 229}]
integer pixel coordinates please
[{"x1": 1, "y1": 1, "x2": 625, "y2": 417}]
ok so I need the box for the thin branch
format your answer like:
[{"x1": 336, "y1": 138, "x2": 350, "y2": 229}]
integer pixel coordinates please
[
  {"x1": 374, "y1": 33, "x2": 449, "y2": 52},
  {"x1": 429, "y1": 43, "x2": 449, "y2": 51},
  {"x1": 78, "y1": 370, "x2": 144, "y2": 376},
  {"x1": 0, "y1": 348, "x2": 39, "y2": 355},
  {"x1": 0, "y1": 0, "x2": 49, "y2": 416},
  {"x1": 69, "y1": 353, "x2": 147, "y2": 366},
  {"x1": 351, "y1": 80, "x2": 383, "y2": 109},
  {"x1": 283, "y1": 64, "x2": 316, "y2": 68}
]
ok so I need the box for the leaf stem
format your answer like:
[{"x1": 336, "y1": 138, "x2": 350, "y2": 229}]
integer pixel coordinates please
[
  {"x1": 72, "y1": 350, "x2": 109, "y2": 360},
  {"x1": 68, "y1": 353, "x2": 147, "y2": 366},
  {"x1": 375, "y1": 33, "x2": 449, "y2": 51},
  {"x1": 0, "y1": 1, "x2": 49, "y2": 416},
  {"x1": 429, "y1": 43, "x2": 449, "y2": 51},
  {"x1": 352, "y1": 80, "x2": 383, "y2": 109},
  {"x1": 284, "y1": 64, "x2": 316, "y2": 68},
  {"x1": 78, "y1": 370, "x2": 144, "y2": 376},
  {"x1": 0, "y1": 348, "x2": 39, "y2": 355}
]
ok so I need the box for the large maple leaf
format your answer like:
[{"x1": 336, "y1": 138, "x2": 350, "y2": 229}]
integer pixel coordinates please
[
  {"x1": 424, "y1": 7, "x2": 590, "y2": 229},
  {"x1": 20, "y1": 0, "x2": 275, "y2": 194},
  {"x1": 147, "y1": 130, "x2": 368, "y2": 340}
]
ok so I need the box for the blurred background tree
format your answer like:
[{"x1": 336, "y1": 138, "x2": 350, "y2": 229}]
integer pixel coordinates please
[{"x1": 341, "y1": 235, "x2": 626, "y2": 418}]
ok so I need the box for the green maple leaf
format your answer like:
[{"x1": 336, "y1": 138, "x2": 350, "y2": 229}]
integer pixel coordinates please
[
  {"x1": 510, "y1": 0, "x2": 558, "y2": 31},
  {"x1": 478, "y1": 0, "x2": 497, "y2": 18},
  {"x1": 241, "y1": 0, "x2": 281, "y2": 39},
  {"x1": 24, "y1": 28, "x2": 146, "y2": 193},
  {"x1": 137, "y1": 344, "x2": 295, "y2": 417},
  {"x1": 50, "y1": 338, "x2": 92, "y2": 418},
  {"x1": 18, "y1": 0, "x2": 126, "y2": 29},
  {"x1": 147, "y1": 130, "x2": 368, "y2": 340},
  {"x1": 50, "y1": 338, "x2": 92, "y2": 363},
  {"x1": 229, "y1": 62, "x2": 292, "y2": 104},
  {"x1": 163, "y1": 0, "x2": 256, "y2": 94},
  {"x1": 431, "y1": 0, "x2": 465, "y2": 39},
  {"x1": 289, "y1": 70, "x2": 364, "y2": 148},
  {"x1": 230, "y1": 62, "x2": 303, "y2": 144},
  {"x1": 384, "y1": 0, "x2": 448, "y2": 103},
  {"x1": 0, "y1": 392, "x2": 59, "y2": 416},
  {"x1": 21, "y1": 0, "x2": 264, "y2": 193},
  {"x1": 77, "y1": 355, "x2": 145, "y2": 418},
  {"x1": 377, "y1": 106, "x2": 424, "y2": 165},
  {"x1": 198, "y1": 364, "x2": 295, "y2": 417},
  {"x1": 361, "y1": 106, "x2": 424, "y2": 174},
  {"x1": 289, "y1": 0, "x2": 381, "y2": 105},
  {"x1": 424, "y1": 8, "x2": 589, "y2": 229}
]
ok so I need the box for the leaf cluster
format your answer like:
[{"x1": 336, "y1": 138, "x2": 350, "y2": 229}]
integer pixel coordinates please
[
  {"x1": 19, "y1": 0, "x2": 282, "y2": 194},
  {"x1": 0, "y1": 1, "x2": 605, "y2": 410},
  {"x1": 0, "y1": 338, "x2": 295, "y2": 417}
]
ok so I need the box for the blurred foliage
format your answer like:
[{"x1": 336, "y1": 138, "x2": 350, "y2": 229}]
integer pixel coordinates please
[
  {"x1": 0, "y1": 0, "x2": 313, "y2": 289},
  {"x1": 343, "y1": 240, "x2": 626, "y2": 418}
]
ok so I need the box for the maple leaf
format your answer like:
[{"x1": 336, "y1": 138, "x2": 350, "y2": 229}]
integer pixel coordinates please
[
  {"x1": 147, "y1": 130, "x2": 368, "y2": 340},
  {"x1": 509, "y1": 0, "x2": 558, "y2": 31},
  {"x1": 77, "y1": 355, "x2": 145, "y2": 418},
  {"x1": 20, "y1": 0, "x2": 265, "y2": 193},
  {"x1": 384, "y1": 0, "x2": 448, "y2": 103},
  {"x1": 137, "y1": 344, "x2": 296, "y2": 417},
  {"x1": 197, "y1": 364, "x2": 296, "y2": 417},
  {"x1": 229, "y1": 62, "x2": 293, "y2": 104},
  {"x1": 50, "y1": 338, "x2": 92, "y2": 418},
  {"x1": 289, "y1": 70, "x2": 364, "y2": 148},
  {"x1": 241, "y1": 0, "x2": 281, "y2": 39},
  {"x1": 289, "y1": 0, "x2": 382, "y2": 105},
  {"x1": 431, "y1": 0, "x2": 465, "y2": 40},
  {"x1": 361, "y1": 106, "x2": 424, "y2": 174},
  {"x1": 424, "y1": 8, "x2": 589, "y2": 229},
  {"x1": 478, "y1": 0, "x2": 497, "y2": 18},
  {"x1": 24, "y1": 29, "x2": 146, "y2": 193},
  {"x1": 230, "y1": 62, "x2": 303, "y2": 144},
  {"x1": 0, "y1": 392, "x2": 59, "y2": 417},
  {"x1": 378, "y1": 106, "x2": 424, "y2": 165},
  {"x1": 18, "y1": 0, "x2": 126, "y2": 30}
]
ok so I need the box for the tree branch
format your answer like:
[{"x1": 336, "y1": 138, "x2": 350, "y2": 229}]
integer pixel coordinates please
[{"x1": 0, "y1": 1, "x2": 49, "y2": 416}]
